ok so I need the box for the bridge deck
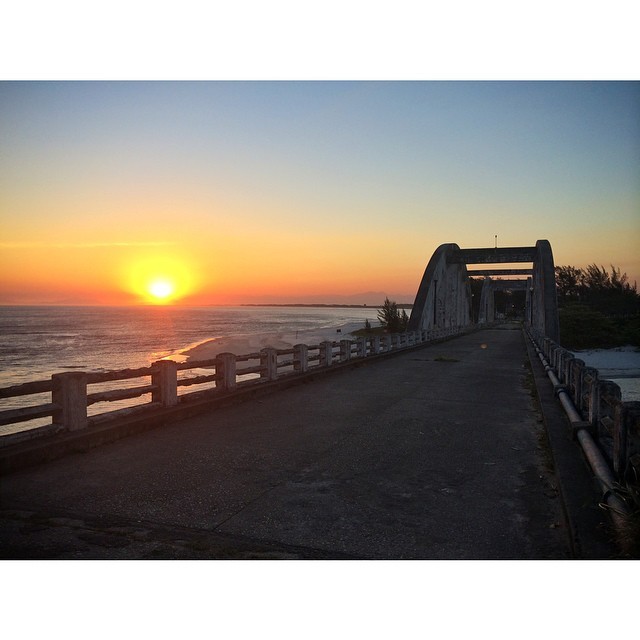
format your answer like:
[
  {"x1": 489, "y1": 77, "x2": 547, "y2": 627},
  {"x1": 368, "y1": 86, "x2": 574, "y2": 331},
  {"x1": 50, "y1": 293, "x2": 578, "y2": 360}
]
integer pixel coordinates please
[{"x1": 0, "y1": 326, "x2": 610, "y2": 559}]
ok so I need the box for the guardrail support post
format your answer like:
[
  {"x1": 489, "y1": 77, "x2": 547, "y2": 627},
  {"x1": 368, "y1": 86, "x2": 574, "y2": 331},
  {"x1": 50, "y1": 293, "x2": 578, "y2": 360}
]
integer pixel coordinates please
[
  {"x1": 340, "y1": 340, "x2": 351, "y2": 362},
  {"x1": 294, "y1": 344, "x2": 308, "y2": 373},
  {"x1": 585, "y1": 368, "x2": 599, "y2": 428},
  {"x1": 152, "y1": 360, "x2": 178, "y2": 407},
  {"x1": 619, "y1": 404, "x2": 640, "y2": 479},
  {"x1": 571, "y1": 359, "x2": 585, "y2": 408},
  {"x1": 320, "y1": 341, "x2": 333, "y2": 367},
  {"x1": 261, "y1": 348, "x2": 278, "y2": 381},
  {"x1": 216, "y1": 353, "x2": 237, "y2": 391},
  {"x1": 52, "y1": 372, "x2": 88, "y2": 431},
  {"x1": 356, "y1": 337, "x2": 367, "y2": 358},
  {"x1": 370, "y1": 336, "x2": 380, "y2": 355}
]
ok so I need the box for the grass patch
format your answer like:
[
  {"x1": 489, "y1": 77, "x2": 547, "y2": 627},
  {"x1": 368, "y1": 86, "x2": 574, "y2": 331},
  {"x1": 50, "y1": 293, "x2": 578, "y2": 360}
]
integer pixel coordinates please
[
  {"x1": 608, "y1": 478, "x2": 640, "y2": 558},
  {"x1": 351, "y1": 326, "x2": 387, "y2": 338}
]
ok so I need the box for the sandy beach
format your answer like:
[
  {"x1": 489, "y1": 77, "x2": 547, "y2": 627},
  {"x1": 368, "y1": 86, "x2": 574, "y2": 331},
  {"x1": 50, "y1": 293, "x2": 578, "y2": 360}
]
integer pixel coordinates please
[{"x1": 181, "y1": 322, "x2": 365, "y2": 362}]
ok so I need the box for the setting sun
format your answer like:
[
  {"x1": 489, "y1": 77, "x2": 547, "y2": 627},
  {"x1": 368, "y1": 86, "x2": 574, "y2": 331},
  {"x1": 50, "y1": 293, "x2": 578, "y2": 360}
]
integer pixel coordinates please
[
  {"x1": 148, "y1": 279, "x2": 175, "y2": 302},
  {"x1": 121, "y1": 253, "x2": 199, "y2": 305}
]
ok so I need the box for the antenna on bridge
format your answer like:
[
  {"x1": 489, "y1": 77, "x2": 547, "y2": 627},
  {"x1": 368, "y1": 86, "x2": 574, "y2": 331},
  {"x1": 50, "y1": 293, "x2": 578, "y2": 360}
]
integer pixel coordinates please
[{"x1": 495, "y1": 235, "x2": 498, "y2": 249}]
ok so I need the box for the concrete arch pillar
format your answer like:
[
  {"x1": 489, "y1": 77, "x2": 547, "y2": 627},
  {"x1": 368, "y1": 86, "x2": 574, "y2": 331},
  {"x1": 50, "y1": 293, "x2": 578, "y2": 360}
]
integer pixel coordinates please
[
  {"x1": 407, "y1": 243, "x2": 472, "y2": 332},
  {"x1": 530, "y1": 239, "x2": 559, "y2": 342},
  {"x1": 478, "y1": 277, "x2": 495, "y2": 324}
]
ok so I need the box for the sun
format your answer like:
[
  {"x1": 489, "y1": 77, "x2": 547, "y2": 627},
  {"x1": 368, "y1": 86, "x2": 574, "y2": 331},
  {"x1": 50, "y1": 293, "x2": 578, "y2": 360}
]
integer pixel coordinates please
[
  {"x1": 148, "y1": 278, "x2": 175, "y2": 302},
  {"x1": 123, "y1": 253, "x2": 200, "y2": 305}
]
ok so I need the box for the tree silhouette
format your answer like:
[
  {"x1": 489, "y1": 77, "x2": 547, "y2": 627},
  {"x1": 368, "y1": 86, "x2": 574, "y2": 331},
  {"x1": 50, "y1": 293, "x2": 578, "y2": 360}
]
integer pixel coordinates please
[
  {"x1": 555, "y1": 264, "x2": 639, "y2": 348},
  {"x1": 377, "y1": 297, "x2": 408, "y2": 333},
  {"x1": 555, "y1": 264, "x2": 638, "y2": 316}
]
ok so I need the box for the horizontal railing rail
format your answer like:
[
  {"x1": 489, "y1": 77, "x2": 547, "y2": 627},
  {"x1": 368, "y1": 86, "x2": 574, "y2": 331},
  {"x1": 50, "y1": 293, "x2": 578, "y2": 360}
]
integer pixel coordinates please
[
  {"x1": 0, "y1": 325, "x2": 469, "y2": 446},
  {"x1": 0, "y1": 380, "x2": 53, "y2": 399}
]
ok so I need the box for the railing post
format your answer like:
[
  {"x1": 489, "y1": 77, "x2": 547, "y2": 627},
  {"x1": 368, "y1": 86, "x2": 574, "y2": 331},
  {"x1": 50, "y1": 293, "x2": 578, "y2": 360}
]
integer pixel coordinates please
[
  {"x1": 553, "y1": 346, "x2": 563, "y2": 372},
  {"x1": 556, "y1": 349, "x2": 565, "y2": 380},
  {"x1": 370, "y1": 335, "x2": 380, "y2": 355},
  {"x1": 52, "y1": 372, "x2": 87, "y2": 431},
  {"x1": 216, "y1": 353, "x2": 237, "y2": 391},
  {"x1": 356, "y1": 337, "x2": 366, "y2": 358},
  {"x1": 294, "y1": 344, "x2": 308, "y2": 373},
  {"x1": 585, "y1": 367, "x2": 600, "y2": 428},
  {"x1": 151, "y1": 360, "x2": 178, "y2": 407},
  {"x1": 619, "y1": 404, "x2": 640, "y2": 479},
  {"x1": 613, "y1": 404, "x2": 628, "y2": 479},
  {"x1": 260, "y1": 348, "x2": 278, "y2": 381},
  {"x1": 340, "y1": 340, "x2": 351, "y2": 362},
  {"x1": 320, "y1": 341, "x2": 333, "y2": 367},
  {"x1": 571, "y1": 359, "x2": 585, "y2": 407},
  {"x1": 598, "y1": 380, "x2": 621, "y2": 442},
  {"x1": 563, "y1": 355, "x2": 574, "y2": 386}
]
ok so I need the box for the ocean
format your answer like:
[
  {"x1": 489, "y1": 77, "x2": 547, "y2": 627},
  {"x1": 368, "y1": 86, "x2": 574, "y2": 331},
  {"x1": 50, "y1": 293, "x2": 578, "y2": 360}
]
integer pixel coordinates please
[
  {"x1": 0, "y1": 305, "x2": 377, "y2": 436},
  {"x1": 0, "y1": 305, "x2": 376, "y2": 389}
]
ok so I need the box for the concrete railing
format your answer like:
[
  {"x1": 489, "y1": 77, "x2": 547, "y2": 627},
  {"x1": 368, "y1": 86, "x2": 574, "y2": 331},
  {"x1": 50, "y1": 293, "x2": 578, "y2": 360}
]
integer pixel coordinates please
[
  {"x1": 0, "y1": 325, "x2": 468, "y2": 447},
  {"x1": 525, "y1": 326, "x2": 640, "y2": 486}
]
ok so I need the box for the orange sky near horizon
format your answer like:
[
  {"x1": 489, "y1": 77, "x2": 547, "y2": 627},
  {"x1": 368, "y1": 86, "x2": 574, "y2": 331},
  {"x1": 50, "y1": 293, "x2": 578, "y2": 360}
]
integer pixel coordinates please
[{"x1": 1, "y1": 81, "x2": 638, "y2": 306}]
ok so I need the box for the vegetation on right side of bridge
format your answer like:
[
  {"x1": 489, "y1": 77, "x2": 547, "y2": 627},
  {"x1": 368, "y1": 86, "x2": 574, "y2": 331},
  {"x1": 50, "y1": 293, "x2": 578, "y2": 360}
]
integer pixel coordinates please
[{"x1": 555, "y1": 264, "x2": 640, "y2": 349}]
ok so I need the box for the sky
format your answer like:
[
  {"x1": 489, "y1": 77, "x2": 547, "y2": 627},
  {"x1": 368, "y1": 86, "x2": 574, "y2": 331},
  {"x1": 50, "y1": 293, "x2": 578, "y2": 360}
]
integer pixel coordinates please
[{"x1": 1, "y1": 80, "x2": 639, "y2": 306}]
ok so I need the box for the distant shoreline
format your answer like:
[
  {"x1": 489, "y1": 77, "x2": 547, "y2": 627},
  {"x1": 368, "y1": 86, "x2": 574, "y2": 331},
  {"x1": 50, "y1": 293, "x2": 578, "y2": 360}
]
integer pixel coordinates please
[{"x1": 0, "y1": 302, "x2": 414, "y2": 309}]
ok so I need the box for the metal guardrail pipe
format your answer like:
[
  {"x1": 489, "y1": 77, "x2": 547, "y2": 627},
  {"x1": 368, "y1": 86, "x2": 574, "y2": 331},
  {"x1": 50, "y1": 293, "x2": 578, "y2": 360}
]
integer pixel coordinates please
[
  {"x1": 575, "y1": 429, "x2": 629, "y2": 529},
  {"x1": 533, "y1": 344, "x2": 586, "y2": 425},
  {"x1": 525, "y1": 328, "x2": 630, "y2": 524}
]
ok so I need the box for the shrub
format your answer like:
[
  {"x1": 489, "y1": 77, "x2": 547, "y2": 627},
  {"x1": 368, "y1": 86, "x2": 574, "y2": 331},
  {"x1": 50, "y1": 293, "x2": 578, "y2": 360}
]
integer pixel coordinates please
[
  {"x1": 377, "y1": 298, "x2": 409, "y2": 333},
  {"x1": 559, "y1": 305, "x2": 618, "y2": 349}
]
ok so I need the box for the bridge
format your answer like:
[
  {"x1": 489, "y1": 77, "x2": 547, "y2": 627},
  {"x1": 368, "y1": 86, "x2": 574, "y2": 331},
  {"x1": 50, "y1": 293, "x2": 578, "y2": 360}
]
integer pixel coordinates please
[
  {"x1": 407, "y1": 239, "x2": 559, "y2": 341},
  {"x1": 0, "y1": 240, "x2": 638, "y2": 559}
]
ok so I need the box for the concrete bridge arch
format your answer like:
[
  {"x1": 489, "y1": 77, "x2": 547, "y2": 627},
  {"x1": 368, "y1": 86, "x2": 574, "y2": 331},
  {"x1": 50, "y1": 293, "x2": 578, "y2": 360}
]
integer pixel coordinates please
[{"x1": 407, "y1": 239, "x2": 559, "y2": 341}]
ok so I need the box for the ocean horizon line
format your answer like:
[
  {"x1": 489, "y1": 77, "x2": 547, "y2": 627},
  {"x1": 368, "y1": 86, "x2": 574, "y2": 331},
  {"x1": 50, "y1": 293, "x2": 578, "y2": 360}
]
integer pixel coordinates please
[{"x1": 0, "y1": 302, "x2": 414, "y2": 309}]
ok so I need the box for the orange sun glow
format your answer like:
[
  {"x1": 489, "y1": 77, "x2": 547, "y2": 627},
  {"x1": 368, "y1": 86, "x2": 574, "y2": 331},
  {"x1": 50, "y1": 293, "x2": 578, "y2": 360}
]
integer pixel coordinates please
[{"x1": 123, "y1": 254, "x2": 198, "y2": 305}]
